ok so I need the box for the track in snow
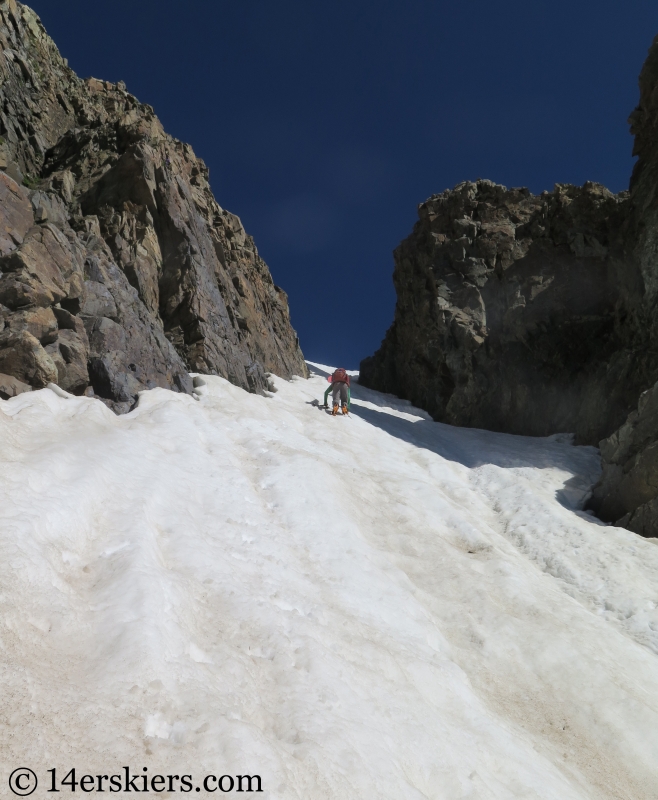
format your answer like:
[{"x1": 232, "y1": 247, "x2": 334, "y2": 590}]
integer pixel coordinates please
[{"x1": 0, "y1": 364, "x2": 657, "y2": 799}]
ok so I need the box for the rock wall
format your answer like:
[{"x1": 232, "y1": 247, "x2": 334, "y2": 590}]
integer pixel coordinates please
[
  {"x1": 361, "y1": 33, "x2": 658, "y2": 535},
  {"x1": 360, "y1": 179, "x2": 641, "y2": 444},
  {"x1": 0, "y1": 0, "x2": 306, "y2": 410},
  {"x1": 587, "y1": 35, "x2": 658, "y2": 535},
  {"x1": 590, "y1": 381, "x2": 658, "y2": 535}
]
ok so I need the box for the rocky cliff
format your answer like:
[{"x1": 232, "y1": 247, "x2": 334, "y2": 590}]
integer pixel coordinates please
[
  {"x1": 0, "y1": 0, "x2": 306, "y2": 411},
  {"x1": 360, "y1": 180, "x2": 643, "y2": 444},
  {"x1": 589, "y1": 381, "x2": 658, "y2": 535},
  {"x1": 360, "y1": 33, "x2": 658, "y2": 535},
  {"x1": 588, "y1": 36, "x2": 658, "y2": 535}
]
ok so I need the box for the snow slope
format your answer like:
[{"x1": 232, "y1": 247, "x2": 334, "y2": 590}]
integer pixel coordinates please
[{"x1": 1, "y1": 364, "x2": 657, "y2": 799}]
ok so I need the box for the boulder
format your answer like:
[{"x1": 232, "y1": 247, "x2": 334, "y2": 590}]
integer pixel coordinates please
[
  {"x1": 5, "y1": 306, "x2": 58, "y2": 344},
  {"x1": 88, "y1": 351, "x2": 143, "y2": 405},
  {"x1": 0, "y1": 372, "x2": 32, "y2": 399},
  {"x1": 0, "y1": 329, "x2": 58, "y2": 387},
  {"x1": 45, "y1": 329, "x2": 89, "y2": 394}
]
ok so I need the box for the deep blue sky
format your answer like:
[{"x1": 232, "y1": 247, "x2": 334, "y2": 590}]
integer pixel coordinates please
[{"x1": 29, "y1": 1, "x2": 658, "y2": 368}]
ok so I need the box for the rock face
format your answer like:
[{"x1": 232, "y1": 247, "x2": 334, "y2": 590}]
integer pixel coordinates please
[
  {"x1": 360, "y1": 179, "x2": 639, "y2": 444},
  {"x1": 0, "y1": 371, "x2": 30, "y2": 398},
  {"x1": 590, "y1": 381, "x2": 658, "y2": 535},
  {"x1": 0, "y1": 1, "x2": 306, "y2": 411},
  {"x1": 588, "y1": 36, "x2": 658, "y2": 536},
  {"x1": 360, "y1": 33, "x2": 658, "y2": 536}
]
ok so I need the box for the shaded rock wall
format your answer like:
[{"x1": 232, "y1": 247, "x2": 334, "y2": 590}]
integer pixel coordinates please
[
  {"x1": 590, "y1": 381, "x2": 658, "y2": 535},
  {"x1": 588, "y1": 35, "x2": 658, "y2": 535},
  {"x1": 360, "y1": 179, "x2": 643, "y2": 444},
  {"x1": 362, "y1": 32, "x2": 658, "y2": 535},
  {"x1": 0, "y1": 0, "x2": 306, "y2": 409}
]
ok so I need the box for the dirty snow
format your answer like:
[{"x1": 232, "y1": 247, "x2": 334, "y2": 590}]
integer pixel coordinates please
[{"x1": 0, "y1": 363, "x2": 657, "y2": 799}]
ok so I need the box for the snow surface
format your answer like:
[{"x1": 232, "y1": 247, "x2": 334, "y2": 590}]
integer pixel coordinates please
[{"x1": 1, "y1": 364, "x2": 657, "y2": 798}]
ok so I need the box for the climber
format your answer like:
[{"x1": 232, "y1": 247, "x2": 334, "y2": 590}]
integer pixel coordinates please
[{"x1": 327, "y1": 368, "x2": 350, "y2": 415}]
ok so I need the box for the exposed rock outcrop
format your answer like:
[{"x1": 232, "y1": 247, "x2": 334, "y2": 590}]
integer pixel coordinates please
[
  {"x1": 587, "y1": 36, "x2": 658, "y2": 536},
  {"x1": 0, "y1": 0, "x2": 306, "y2": 411},
  {"x1": 590, "y1": 381, "x2": 658, "y2": 535},
  {"x1": 0, "y1": 370, "x2": 30, "y2": 398},
  {"x1": 360, "y1": 179, "x2": 640, "y2": 444},
  {"x1": 360, "y1": 33, "x2": 658, "y2": 535}
]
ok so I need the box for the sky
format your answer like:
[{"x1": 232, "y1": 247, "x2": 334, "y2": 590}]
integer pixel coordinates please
[{"x1": 28, "y1": 0, "x2": 658, "y2": 369}]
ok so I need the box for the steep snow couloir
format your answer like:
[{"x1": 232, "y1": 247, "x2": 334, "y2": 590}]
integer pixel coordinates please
[{"x1": 0, "y1": 367, "x2": 657, "y2": 798}]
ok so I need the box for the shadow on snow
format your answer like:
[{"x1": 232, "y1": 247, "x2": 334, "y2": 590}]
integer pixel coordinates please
[{"x1": 306, "y1": 363, "x2": 604, "y2": 521}]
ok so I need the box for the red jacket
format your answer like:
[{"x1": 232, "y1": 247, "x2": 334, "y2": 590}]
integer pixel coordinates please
[{"x1": 328, "y1": 368, "x2": 350, "y2": 386}]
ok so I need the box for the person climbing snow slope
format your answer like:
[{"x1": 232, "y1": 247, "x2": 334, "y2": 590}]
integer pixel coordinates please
[{"x1": 328, "y1": 368, "x2": 350, "y2": 415}]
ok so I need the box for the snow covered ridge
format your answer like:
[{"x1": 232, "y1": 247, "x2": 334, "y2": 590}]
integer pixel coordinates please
[{"x1": 1, "y1": 368, "x2": 657, "y2": 799}]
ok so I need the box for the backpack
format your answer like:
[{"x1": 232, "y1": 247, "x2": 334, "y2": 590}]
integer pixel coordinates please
[{"x1": 332, "y1": 368, "x2": 348, "y2": 383}]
